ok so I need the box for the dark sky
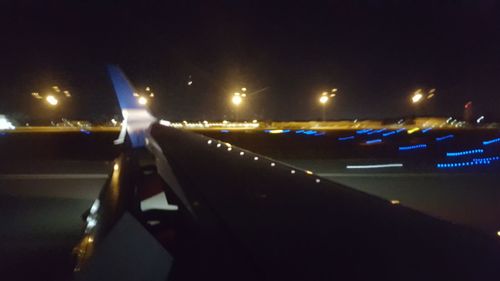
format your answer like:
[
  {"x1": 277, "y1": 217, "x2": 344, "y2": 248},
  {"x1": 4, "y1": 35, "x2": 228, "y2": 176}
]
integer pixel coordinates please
[{"x1": 1, "y1": 0, "x2": 499, "y2": 122}]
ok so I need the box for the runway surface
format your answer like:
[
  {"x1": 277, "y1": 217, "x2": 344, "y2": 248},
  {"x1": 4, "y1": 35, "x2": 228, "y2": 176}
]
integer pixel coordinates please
[
  {"x1": 0, "y1": 161, "x2": 109, "y2": 281},
  {"x1": 286, "y1": 159, "x2": 500, "y2": 234}
]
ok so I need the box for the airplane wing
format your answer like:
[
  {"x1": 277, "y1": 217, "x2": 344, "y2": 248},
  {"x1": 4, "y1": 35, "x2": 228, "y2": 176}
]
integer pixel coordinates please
[{"x1": 73, "y1": 66, "x2": 500, "y2": 281}]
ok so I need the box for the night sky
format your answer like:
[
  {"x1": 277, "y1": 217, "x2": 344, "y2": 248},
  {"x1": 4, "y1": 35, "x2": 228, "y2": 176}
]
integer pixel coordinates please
[{"x1": 1, "y1": 0, "x2": 499, "y2": 122}]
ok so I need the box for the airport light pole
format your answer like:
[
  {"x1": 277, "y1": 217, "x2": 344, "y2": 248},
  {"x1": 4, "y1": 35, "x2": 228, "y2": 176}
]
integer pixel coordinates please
[
  {"x1": 318, "y1": 88, "x2": 337, "y2": 121},
  {"x1": 32, "y1": 85, "x2": 71, "y2": 106},
  {"x1": 411, "y1": 89, "x2": 424, "y2": 105},
  {"x1": 231, "y1": 92, "x2": 245, "y2": 121},
  {"x1": 133, "y1": 86, "x2": 155, "y2": 106},
  {"x1": 411, "y1": 88, "x2": 435, "y2": 116}
]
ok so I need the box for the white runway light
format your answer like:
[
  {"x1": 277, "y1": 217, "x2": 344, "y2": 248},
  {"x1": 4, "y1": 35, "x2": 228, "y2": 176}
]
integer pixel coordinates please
[{"x1": 346, "y1": 163, "x2": 403, "y2": 169}]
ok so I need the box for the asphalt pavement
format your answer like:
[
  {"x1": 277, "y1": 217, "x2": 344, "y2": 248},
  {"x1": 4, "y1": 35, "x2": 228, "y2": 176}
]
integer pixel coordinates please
[
  {"x1": 285, "y1": 159, "x2": 500, "y2": 234},
  {"x1": 0, "y1": 161, "x2": 109, "y2": 281}
]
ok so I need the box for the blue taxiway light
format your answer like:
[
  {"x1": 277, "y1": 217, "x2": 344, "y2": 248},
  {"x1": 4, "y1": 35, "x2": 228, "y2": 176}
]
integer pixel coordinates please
[
  {"x1": 356, "y1": 129, "x2": 373, "y2": 134},
  {"x1": 338, "y1": 136, "x2": 355, "y2": 141},
  {"x1": 295, "y1": 130, "x2": 317, "y2": 135},
  {"x1": 399, "y1": 144, "x2": 427, "y2": 151},
  {"x1": 366, "y1": 139, "x2": 382, "y2": 144},
  {"x1": 436, "y1": 134, "x2": 454, "y2": 141},
  {"x1": 264, "y1": 129, "x2": 291, "y2": 134},
  {"x1": 382, "y1": 128, "x2": 405, "y2": 137},
  {"x1": 303, "y1": 130, "x2": 317, "y2": 135},
  {"x1": 314, "y1": 132, "x2": 326, "y2": 136},
  {"x1": 437, "y1": 160, "x2": 491, "y2": 168},
  {"x1": 473, "y1": 156, "x2": 500, "y2": 162},
  {"x1": 80, "y1": 129, "x2": 91, "y2": 135},
  {"x1": 422, "y1": 128, "x2": 432, "y2": 133},
  {"x1": 483, "y1": 138, "x2": 500, "y2": 145},
  {"x1": 446, "y1": 149, "x2": 484, "y2": 157},
  {"x1": 220, "y1": 130, "x2": 229, "y2": 133},
  {"x1": 367, "y1": 128, "x2": 387, "y2": 135}
]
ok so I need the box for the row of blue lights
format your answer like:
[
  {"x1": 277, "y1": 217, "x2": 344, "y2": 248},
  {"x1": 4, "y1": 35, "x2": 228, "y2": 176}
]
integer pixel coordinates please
[
  {"x1": 421, "y1": 128, "x2": 432, "y2": 133},
  {"x1": 302, "y1": 130, "x2": 317, "y2": 135},
  {"x1": 483, "y1": 138, "x2": 500, "y2": 146},
  {"x1": 382, "y1": 128, "x2": 405, "y2": 137},
  {"x1": 473, "y1": 156, "x2": 500, "y2": 162},
  {"x1": 80, "y1": 129, "x2": 91, "y2": 135},
  {"x1": 220, "y1": 130, "x2": 229, "y2": 133},
  {"x1": 338, "y1": 136, "x2": 355, "y2": 141},
  {"x1": 446, "y1": 149, "x2": 483, "y2": 157},
  {"x1": 436, "y1": 134, "x2": 454, "y2": 141},
  {"x1": 399, "y1": 144, "x2": 427, "y2": 151},
  {"x1": 366, "y1": 139, "x2": 382, "y2": 144},
  {"x1": 356, "y1": 129, "x2": 373, "y2": 134},
  {"x1": 295, "y1": 130, "x2": 317, "y2": 135},
  {"x1": 314, "y1": 132, "x2": 326, "y2": 136},
  {"x1": 437, "y1": 160, "x2": 491, "y2": 168},
  {"x1": 367, "y1": 128, "x2": 387, "y2": 135}
]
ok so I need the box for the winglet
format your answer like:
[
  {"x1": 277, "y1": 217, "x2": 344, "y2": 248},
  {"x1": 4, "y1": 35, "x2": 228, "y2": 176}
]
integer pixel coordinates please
[{"x1": 108, "y1": 65, "x2": 156, "y2": 148}]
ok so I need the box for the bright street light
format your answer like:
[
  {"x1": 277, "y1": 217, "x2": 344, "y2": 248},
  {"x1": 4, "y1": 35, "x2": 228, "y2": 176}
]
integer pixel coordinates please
[
  {"x1": 232, "y1": 94, "x2": 243, "y2": 106},
  {"x1": 427, "y1": 88, "x2": 436, "y2": 99},
  {"x1": 231, "y1": 92, "x2": 245, "y2": 121},
  {"x1": 319, "y1": 95, "x2": 329, "y2": 104},
  {"x1": 319, "y1": 91, "x2": 336, "y2": 105},
  {"x1": 411, "y1": 90, "x2": 424, "y2": 104},
  {"x1": 318, "y1": 90, "x2": 337, "y2": 121},
  {"x1": 137, "y1": 96, "x2": 148, "y2": 105},
  {"x1": 46, "y1": 95, "x2": 58, "y2": 106},
  {"x1": 133, "y1": 87, "x2": 155, "y2": 105}
]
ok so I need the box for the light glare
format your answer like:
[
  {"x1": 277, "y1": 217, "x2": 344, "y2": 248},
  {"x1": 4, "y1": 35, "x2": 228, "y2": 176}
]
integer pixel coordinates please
[
  {"x1": 138, "y1": 96, "x2": 148, "y2": 105},
  {"x1": 411, "y1": 92, "x2": 423, "y2": 103},
  {"x1": 232, "y1": 95, "x2": 243, "y2": 106},
  {"x1": 46, "y1": 95, "x2": 58, "y2": 106},
  {"x1": 319, "y1": 95, "x2": 329, "y2": 104}
]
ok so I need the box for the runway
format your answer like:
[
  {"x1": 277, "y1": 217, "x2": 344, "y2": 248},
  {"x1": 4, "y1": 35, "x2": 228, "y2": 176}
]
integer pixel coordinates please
[
  {"x1": 0, "y1": 161, "x2": 109, "y2": 281},
  {"x1": 291, "y1": 163, "x2": 500, "y2": 234}
]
